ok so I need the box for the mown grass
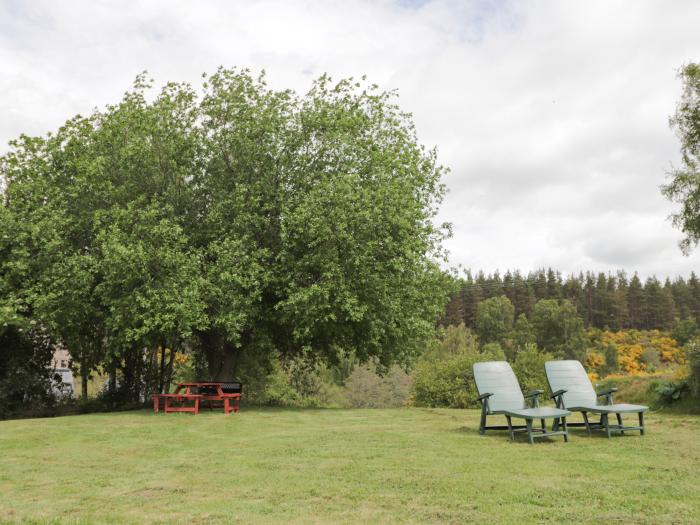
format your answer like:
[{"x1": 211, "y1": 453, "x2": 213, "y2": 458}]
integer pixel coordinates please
[{"x1": 1, "y1": 408, "x2": 699, "y2": 524}]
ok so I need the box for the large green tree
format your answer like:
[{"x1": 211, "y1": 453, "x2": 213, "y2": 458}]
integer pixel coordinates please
[{"x1": 0, "y1": 68, "x2": 451, "y2": 398}]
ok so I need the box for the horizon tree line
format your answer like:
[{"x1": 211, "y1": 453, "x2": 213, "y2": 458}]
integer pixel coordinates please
[{"x1": 442, "y1": 268, "x2": 700, "y2": 332}]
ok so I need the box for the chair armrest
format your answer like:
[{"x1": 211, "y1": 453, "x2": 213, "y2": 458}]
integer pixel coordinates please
[
  {"x1": 597, "y1": 387, "x2": 617, "y2": 405},
  {"x1": 597, "y1": 388, "x2": 618, "y2": 397},
  {"x1": 524, "y1": 390, "x2": 544, "y2": 408},
  {"x1": 476, "y1": 392, "x2": 493, "y2": 402},
  {"x1": 524, "y1": 390, "x2": 544, "y2": 398},
  {"x1": 550, "y1": 389, "x2": 567, "y2": 399}
]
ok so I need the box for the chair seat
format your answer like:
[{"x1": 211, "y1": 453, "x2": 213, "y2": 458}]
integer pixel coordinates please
[
  {"x1": 503, "y1": 407, "x2": 571, "y2": 420},
  {"x1": 568, "y1": 403, "x2": 648, "y2": 414}
]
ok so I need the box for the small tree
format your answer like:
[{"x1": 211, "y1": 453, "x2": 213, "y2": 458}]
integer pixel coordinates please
[
  {"x1": 663, "y1": 63, "x2": 700, "y2": 253},
  {"x1": 604, "y1": 343, "x2": 619, "y2": 375},
  {"x1": 475, "y1": 295, "x2": 514, "y2": 346},
  {"x1": 532, "y1": 299, "x2": 586, "y2": 361}
]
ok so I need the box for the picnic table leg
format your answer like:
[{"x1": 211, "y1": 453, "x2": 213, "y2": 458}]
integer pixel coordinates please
[
  {"x1": 194, "y1": 397, "x2": 199, "y2": 415},
  {"x1": 562, "y1": 417, "x2": 569, "y2": 442},
  {"x1": 224, "y1": 397, "x2": 230, "y2": 415},
  {"x1": 638, "y1": 411, "x2": 644, "y2": 435},
  {"x1": 153, "y1": 395, "x2": 159, "y2": 414},
  {"x1": 234, "y1": 396, "x2": 239, "y2": 413},
  {"x1": 616, "y1": 413, "x2": 624, "y2": 434}
]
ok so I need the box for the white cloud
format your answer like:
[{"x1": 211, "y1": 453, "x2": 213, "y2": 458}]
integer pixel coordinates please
[{"x1": 1, "y1": 0, "x2": 699, "y2": 279}]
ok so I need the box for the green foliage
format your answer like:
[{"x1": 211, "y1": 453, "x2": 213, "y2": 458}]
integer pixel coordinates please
[
  {"x1": 0, "y1": 326, "x2": 62, "y2": 418},
  {"x1": 411, "y1": 324, "x2": 503, "y2": 408},
  {"x1": 480, "y1": 342, "x2": 506, "y2": 361},
  {"x1": 604, "y1": 342, "x2": 619, "y2": 375},
  {"x1": 425, "y1": 322, "x2": 479, "y2": 359},
  {"x1": 0, "y1": 68, "x2": 452, "y2": 409},
  {"x1": 672, "y1": 317, "x2": 698, "y2": 346},
  {"x1": 511, "y1": 344, "x2": 553, "y2": 394},
  {"x1": 531, "y1": 299, "x2": 586, "y2": 360},
  {"x1": 640, "y1": 346, "x2": 662, "y2": 372},
  {"x1": 475, "y1": 295, "x2": 514, "y2": 345},
  {"x1": 511, "y1": 313, "x2": 535, "y2": 359},
  {"x1": 663, "y1": 63, "x2": 700, "y2": 253},
  {"x1": 687, "y1": 339, "x2": 700, "y2": 401},
  {"x1": 342, "y1": 365, "x2": 411, "y2": 408},
  {"x1": 444, "y1": 268, "x2": 700, "y2": 333}
]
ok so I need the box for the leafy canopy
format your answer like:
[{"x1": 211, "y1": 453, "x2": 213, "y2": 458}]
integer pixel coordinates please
[{"x1": 0, "y1": 68, "x2": 451, "y2": 393}]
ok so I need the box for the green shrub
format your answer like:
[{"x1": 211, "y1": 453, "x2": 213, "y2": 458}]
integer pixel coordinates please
[
  {"x1": 687, "y1": 340, "x2": 700, "y2": 400},
  {"x1": 672, "y1": 318, "x2": 698, "y2": 346},
  {"x1": 640, "y1": 346, "x2": 661, "y2": 372},
  {"x1": 604, "y1": 343, "x2": 619, "y2": 375},
  {"x1": 411, "y1": 327, "x2": 504, "y2": 409},
  {"x1": 342, "y1": 365, "x2": 410, "y2": 408},
  {"x1": 0, "y1": 326, "x2": 62, "y2": 419},
  {"x1": 511, "y1": 344, "x2": 552, "y2": 394}
]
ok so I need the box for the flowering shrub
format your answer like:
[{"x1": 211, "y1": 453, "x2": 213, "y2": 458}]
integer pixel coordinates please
[{"x1": 593, "y1": 330, "x2": 685, "y2": 376}]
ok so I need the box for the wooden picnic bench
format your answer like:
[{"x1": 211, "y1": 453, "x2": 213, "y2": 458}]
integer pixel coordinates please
[{"x1": 152, "y1": 382, "x2": 242, "y2": 415}]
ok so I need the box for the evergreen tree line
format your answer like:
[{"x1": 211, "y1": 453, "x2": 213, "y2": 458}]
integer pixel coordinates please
[{"x1": 442, "y1": 269, "x2": 700, "y2": 331}]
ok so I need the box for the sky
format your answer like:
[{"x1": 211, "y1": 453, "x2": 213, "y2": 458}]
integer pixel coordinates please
[{"x1": 2, "y1": 0, "x2": 700, "y2": 279}]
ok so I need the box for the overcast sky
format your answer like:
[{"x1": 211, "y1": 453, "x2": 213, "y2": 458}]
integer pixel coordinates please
[{"x1": 2, "y1": 0, "x2": 700, "y2": 279}]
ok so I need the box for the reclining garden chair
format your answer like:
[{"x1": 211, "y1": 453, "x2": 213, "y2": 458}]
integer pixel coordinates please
[
  {"x1": 473, "y1": 361, "x2": 571, "y2": 444},
  {"x1": 544, "y1": 360, "x2": 648, "y2": 437}
]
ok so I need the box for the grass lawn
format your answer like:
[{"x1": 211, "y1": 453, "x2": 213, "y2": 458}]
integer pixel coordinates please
[{"x1": 1, "y1": 408, "x2": 699, "y2": 524}]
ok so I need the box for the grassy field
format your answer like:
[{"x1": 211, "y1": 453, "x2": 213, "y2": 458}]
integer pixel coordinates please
[{"x1": 1, "y1": 408, "x2": 699, "y2": 524}]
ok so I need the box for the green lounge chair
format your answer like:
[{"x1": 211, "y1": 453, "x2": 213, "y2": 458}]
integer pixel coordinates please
[
  {"x1": 473, "y1": 361, "x2": 571, "y2": 444},
  {"x1": 545, "y1": 360, "x2": 648, "y2": 437}
]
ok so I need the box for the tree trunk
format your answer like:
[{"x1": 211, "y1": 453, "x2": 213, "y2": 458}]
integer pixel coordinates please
[
  {"x1": 216, "y1": 341, "x2": 238, "y2": 381},
  {"x1": 158, "y1": 341, "x2": 166, "y2": 394},
  {"x1": 108, "y1": 357, "x2": 117, "y2": 394},
  {"x1": 164, "y1": 347, "x2": 176, "y2": 393},
  {"x1": 81, "y1": 368, "x2": 89, "y2": 399}
]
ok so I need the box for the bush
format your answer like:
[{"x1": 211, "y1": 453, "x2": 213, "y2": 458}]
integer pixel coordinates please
[
  {"x1": 640, "y1": 346, "x2": 662, "y2": 372},
  {"x1": 411, "y1": 326, "x2": 503, "y2": 408},
  {"x1": 0, "y1": 326, "x2": 63, "y2": 419},
  {"x1": 342, "y1": 365, "x2": 410, "y2": 408},
  {"x1": 672, "y1": 318, "x2": 698, "y2": 346},
  {"x1": 604, "y1": 343, "x2": 619, "y2": 375},
  {"x1": 687, "y1": 339, "x2": 700, "y2": 400},
  {"x1": 512, "y1": 344, "x2": 553, "y2": 394}
]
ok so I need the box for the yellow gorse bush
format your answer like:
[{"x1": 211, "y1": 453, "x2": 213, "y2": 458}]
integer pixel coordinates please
[{"x1": 595, "y1": 329, "x2": 685, "y2": 376}]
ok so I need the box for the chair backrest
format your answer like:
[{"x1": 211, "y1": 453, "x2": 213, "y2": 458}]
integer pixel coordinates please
[
  {"x1": 545, "y1": 360, "x2": 596, "y2": 408},
  {"x1": 473, "y1": 361, "x2": 525, "y2": 412}
]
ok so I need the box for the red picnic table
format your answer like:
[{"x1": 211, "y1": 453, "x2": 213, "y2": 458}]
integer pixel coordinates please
[{"x1": 152, "y1": 382, "x2": 241, "y2": 415}]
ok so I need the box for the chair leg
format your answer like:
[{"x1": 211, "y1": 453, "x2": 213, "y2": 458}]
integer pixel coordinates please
[
  {"x1": 639, "y1": 412, "x2": 645, "y2": 436},
  {"x1": 582, "y1": 411, "x2": 592, "y2": 436},
  {"x1": 562, "y1": 417, "x2": 569, "y2": 442},
  {"x1": 616, "y1": 413, "x2": 624, "y2": 434},
  {"x1": 479, "y1": 405, "x2": 487, "y2": 435},
  {"x1": 602, "y1": 413, "x2": 611, "y2": 438},
  {"x1": 553, "y1": 417, "x2": 560, "y2": 432},
  {"x1": 526, "y1": 419, "x2": 534, "y2": 444},
  {"x1": 506, "y1": 415, "x2": 515, "y2": 441}
]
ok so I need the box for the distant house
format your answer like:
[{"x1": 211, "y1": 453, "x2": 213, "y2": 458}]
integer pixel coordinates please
[{"x1": 51, "y1": 347, "x2": 74, "y2": 395}]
